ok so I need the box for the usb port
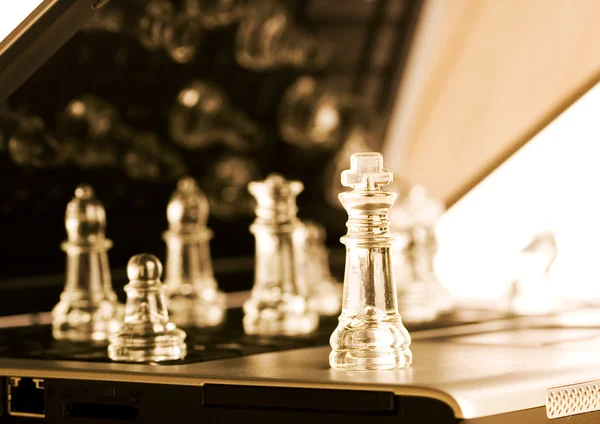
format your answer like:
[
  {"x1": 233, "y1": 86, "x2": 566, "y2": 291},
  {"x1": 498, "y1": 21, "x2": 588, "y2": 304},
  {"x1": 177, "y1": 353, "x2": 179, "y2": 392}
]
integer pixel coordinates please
[{"x1": 7, "y1": 377, "x2": 45, "y2": 418}]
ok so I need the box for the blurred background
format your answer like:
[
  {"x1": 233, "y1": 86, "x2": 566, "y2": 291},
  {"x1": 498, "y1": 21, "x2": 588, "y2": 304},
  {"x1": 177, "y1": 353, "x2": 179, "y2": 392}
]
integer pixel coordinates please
[{"x1": 0, "y1": 0, "x2": 422, "y2": 284}]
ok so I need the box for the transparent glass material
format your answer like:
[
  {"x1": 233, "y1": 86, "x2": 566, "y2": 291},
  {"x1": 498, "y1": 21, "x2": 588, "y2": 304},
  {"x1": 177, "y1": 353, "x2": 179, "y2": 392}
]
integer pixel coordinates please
[
  {"x1": 169, "y1": 80, "x2": 264, "y2": 151},
  {"x1": 243, "y1": 174, "x2": 319, "y2": 336},
  {"x1": 163, "y1": 177, "x2": 226, "y2": 327},
  {"x1": 235, "y1": 0, "x2": 331, "y2": 71},
  {"x1": 324, "y1": 118, "x2": 383, "y2": 209},
  {"x1": 501, "y1": 231, "x2": 559, "y2": 315},
  {"x1": 184, "y1": 0, "x2": 248, "y2": 29},
  {"x1": 108, "y1": 254, "x2": 187, "y2": 362},
  {"x1": 330, "y1": 153, "x2": 412, "y2": 371},
  {"x1": 201, "y1": 154, "x2": 260, "y2": 221},
  {"x1": 391, "y1": 185, "x2": 454, "y2": 315},
  {"x1": 5, "y1": 112, "x2": 66, "y2": 168},
  {"x1": 294, "y1": 220, "x2": 342, "y2": 316},
  {"x1": 83, "y1": 0, "x2": 203, "y2": 64},
  {"x1": 52, "y1": 185, "x2": 124, "y2": 342},
  {"x1": 279, "y1": 76, "x2": 376, "y2": 151},
  {"x1": 57, "y1": 95, "x2": 188, "y2": 182}
]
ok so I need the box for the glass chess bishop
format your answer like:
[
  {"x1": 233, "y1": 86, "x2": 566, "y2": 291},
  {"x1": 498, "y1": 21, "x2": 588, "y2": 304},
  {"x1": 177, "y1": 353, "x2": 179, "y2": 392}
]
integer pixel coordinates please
[
  {"x1": 330, "y1": 152, "x2": 412, "y2": 371},
  {"x1": 52, "y1": 185, "x2": 123, "y2": 342},
  {"x1": 163, "y1": 177, "x2": 226, "y2": 328}
]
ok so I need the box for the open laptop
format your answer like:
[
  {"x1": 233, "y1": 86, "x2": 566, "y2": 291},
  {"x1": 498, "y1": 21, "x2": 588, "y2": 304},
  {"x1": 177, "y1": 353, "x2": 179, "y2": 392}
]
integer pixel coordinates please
[{"x1": 2, "y1": 1, "x2": 600, "y2": 423}]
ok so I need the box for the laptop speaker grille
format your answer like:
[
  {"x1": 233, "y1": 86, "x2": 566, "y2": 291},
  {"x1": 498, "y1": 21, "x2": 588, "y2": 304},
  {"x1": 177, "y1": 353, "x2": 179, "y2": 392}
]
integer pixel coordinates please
[{"x1": 546, "y1": 382, "x2": 600, "y2": 419}]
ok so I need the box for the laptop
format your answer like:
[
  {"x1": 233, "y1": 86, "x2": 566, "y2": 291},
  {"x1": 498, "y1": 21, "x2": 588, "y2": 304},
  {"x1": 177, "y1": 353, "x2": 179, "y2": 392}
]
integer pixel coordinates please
[{"x1": 1, "y1": 1, "x2": 600, "y2": 423}]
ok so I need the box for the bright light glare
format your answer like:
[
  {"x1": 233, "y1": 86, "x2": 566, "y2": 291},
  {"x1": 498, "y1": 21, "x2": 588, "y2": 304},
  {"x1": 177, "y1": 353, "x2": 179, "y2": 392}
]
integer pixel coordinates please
[
  {"x1": 435, "y1": 82, "x2": 600, "y2": 302},
  {"x1": 0, "y1": 1, "x2": 44, "y2": 45}
]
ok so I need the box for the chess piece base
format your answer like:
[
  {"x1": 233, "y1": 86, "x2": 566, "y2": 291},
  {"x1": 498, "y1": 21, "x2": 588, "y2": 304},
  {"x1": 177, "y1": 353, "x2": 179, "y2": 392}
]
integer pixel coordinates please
[
  {"x1": 329, "y1": 347, "x2": 413, "y2": 371},
  {"x1": 243, "y1": 295, "x2": 319, "y2": 336},
  {"x1": 169, "y1": 289, "x2": 227, "y2": 328},
  {"x1": 329, "y1": 309, "x2": 412, "y2": 371},
  {"x1": 108, "y1": 326, "x2": 187, "y2": 362},
  {"x1": 51, "y1": 299, "x2": 123, "y2": 342}
]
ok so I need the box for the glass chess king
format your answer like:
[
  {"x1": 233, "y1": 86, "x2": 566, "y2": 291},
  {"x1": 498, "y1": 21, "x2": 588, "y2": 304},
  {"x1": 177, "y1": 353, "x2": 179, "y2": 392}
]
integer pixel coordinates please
[{"x1": 330, "y1": 152, "x2": 412, "y2": 371}]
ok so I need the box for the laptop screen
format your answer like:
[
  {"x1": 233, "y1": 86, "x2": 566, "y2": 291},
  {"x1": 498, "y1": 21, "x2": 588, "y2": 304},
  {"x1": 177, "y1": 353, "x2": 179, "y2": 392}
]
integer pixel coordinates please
[{"x1": 435, "y1": 79, "x2": 600, "y2": 302}]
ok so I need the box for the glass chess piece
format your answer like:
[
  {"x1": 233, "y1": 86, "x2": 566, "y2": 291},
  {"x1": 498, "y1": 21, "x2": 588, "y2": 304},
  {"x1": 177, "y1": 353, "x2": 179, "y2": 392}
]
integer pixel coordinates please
[
  {"x1": 243, "y1": 174, "x2": 319, "y2": 336},
  {"x1": 294, "y1": 220, "x2": 342, "y2": 317},
  {"x1": 391, "y1": 185, "x2": 454, "y2": 315},
  {"x1": 169, "y1": 80, "x2": 264, "y2": 151},
  {"x1": 501, "y1": 231, "x2": 559, "y2": 315},
  {"x1": 201, "y1": 154, "x2": 260, "y2": 221},
  {"x1": 279, "y1": 76, "x2": 376, "y2": 151},
  {"x1": 330, "y1": 152, "x2": 412, "y2": 371},
  {"x1": 235, "y1": 0, "x2": 331, "y2": 71},
  {"x1": 184, "y1": 0, "x2": 248, "y2": 29},
  {"x1": 6, "y1": 112, "x2": 66, "y2": 168},
  {"x1": 163, "y1": 177, "x2": 226, "y2": 327},
  {"x1": 108, "y1": 254, "x2": 187, "y2": 362},
  {"x1": 57, "y1": 94, "x2": 188, "y2": 182},
  {"x1": 83, "y1": 0, "x2": 203, "y2": 64},
  {"x1": 52, "y1": 184, "x2": 124, "y2": 342}
]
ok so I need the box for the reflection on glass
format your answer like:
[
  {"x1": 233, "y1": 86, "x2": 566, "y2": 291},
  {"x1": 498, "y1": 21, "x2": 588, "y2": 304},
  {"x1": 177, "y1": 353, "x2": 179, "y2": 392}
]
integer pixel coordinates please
[
  {"x1": 84, "y1": 0, "x2": 203, "y2": 64},
  {"x1": 391, "y1": 185, "x2": 454, "y2": 319},
  {"x1": 184, "y1": 0, "x2": 248, "y2": 29},
  {"x1": 57, "y1": 95, "x2": 188, "y2": 182},
  {"x1": 294, "y1": 220, "x2": 342, "y2": 317},
  {"x1": 201, "y1": 154, "x2": 261, "y2": 220},
  {"x1": 501, "y1": 231, "x2": 559, "y2": 315},
  {"x1": 6, "y1": 113, "x2": 66, "y2": 168},
  {"x1": 235, "y1": 0, "x2": 331, "y2": 71},
  {"x1": 279, "y1": 76, "x2": 368, "y2": 150},
  {"x1": 169, "y1": 80, "x2": 263, "y2": 151}
]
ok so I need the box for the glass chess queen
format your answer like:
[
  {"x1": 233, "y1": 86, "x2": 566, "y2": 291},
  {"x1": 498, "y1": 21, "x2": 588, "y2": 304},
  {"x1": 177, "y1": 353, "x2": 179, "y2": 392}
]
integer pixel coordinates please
[{"x1": 330, "y1": 152, "x2": 412, "y2": 371}]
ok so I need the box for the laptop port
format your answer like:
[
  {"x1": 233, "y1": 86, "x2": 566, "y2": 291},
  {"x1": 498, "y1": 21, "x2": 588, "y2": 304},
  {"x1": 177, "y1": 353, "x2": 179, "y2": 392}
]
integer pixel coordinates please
[{"x1": 6, "y1": 377, "x2": 45, "y2": 418}]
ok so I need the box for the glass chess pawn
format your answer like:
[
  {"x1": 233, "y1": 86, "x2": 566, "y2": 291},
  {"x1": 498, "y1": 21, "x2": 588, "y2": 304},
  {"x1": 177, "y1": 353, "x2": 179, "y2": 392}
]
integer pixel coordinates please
[
  {"x1": 108, "y1": 254, "x2": 187, "y2": 362},
  {"x1": 294, "y1": 220, "x2": 342, "y2": 317},
  {"x1": 501, "y1": 231, "x2": 559, "y2": 315},
  {"x1": 169, "y1": 80, "x2": 263, "y2": 151},
  {"x1": 184, "y1": 0, "x2": 248, "y2": 29},
  {"x1": 235, "y1": 0, "x2": 331, "y2": 71},
  {"x1": 163, "y1": 177, "x2": 226, "y2": 327},
  {"x1": 52, "y1": 184, "x2": 124, "y2": 342},
  {"x1": 330, "y1": 152, "x2": 412, "y2": 371},
  {"x1": 243, "y1": 174, "x2": 319, "y2": 336},
  {"x1": 84, "y1": 0, "x2": 203, "y2": 64}
]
